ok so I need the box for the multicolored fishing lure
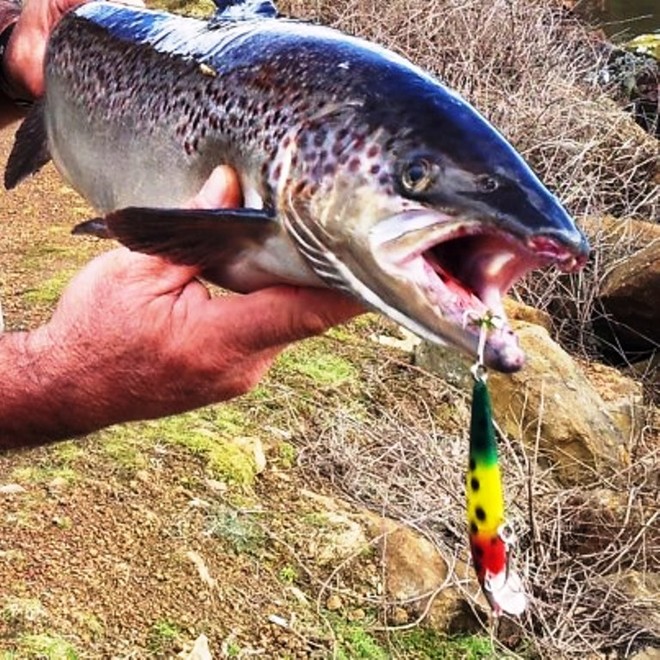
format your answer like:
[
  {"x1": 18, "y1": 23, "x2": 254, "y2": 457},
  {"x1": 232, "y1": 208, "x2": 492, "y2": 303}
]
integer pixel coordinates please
[{"x1": 466, "y1": 318, "x2": 527, "y2": 616}]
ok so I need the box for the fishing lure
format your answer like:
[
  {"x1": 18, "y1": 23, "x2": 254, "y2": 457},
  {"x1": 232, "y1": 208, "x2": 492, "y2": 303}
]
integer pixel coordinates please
[{"x1": 466, "y1": 314, "x2": 527, "y2": 616}]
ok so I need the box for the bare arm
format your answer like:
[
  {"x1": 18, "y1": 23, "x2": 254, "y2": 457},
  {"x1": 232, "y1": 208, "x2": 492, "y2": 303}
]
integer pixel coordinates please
[{"x1": 0, "y1": 167, "x2": 362, "y2": 448}]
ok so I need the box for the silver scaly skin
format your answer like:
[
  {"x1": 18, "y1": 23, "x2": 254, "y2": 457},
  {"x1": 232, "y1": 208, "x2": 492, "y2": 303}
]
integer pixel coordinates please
[{"x1": 5, "y1": 0, "x2": 590, "y2": 372}]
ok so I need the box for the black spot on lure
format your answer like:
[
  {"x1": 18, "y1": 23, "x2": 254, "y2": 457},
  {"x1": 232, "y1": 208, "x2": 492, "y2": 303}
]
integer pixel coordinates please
[{"x1": 5, "y1": 0, "x2": 589, "y2": 372}]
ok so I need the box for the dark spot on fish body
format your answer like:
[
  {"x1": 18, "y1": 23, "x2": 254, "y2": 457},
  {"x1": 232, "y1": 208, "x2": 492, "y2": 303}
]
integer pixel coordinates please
[
  {"x1": 469, "y1": 458, "x2": 476, "y2": 471},
  {"x1": 348, "y1": 158, "x2": 361, "y2": 174},
  {"x1": 366, "y1": 144, "x2": 380, "y2": 158},
  {"x1": 470, "y1": 477, "x2": 480, "y2": 492},
  {"x1": 470, "y1": 521, "x2": 478, "y2": 535},
  {"x1": 272, "y1": 164, "x2": 282, "y2": 180},
  {"x1": 475, "y1": 506, "x2": 486, "y2": 522},
  {"x1": 473, "y1": 544, "x2": 484, "y2": 559},
  {"x1": 370, "y1": 164, "x2": 381, "y2": 175}
]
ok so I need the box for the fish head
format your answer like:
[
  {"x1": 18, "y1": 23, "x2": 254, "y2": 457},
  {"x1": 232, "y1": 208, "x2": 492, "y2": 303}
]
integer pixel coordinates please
[{"x1": 282, "y1": 89, "x2": 589, "y2": 373}]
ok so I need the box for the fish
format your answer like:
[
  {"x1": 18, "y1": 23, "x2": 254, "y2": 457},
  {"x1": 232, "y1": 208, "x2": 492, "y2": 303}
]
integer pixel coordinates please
[
  {"x1": 467, "y1": 370, "x2": 527, "y2": 615},
  {"x1": 4, "y1": 0, "x2": 590, "y2": 372}
]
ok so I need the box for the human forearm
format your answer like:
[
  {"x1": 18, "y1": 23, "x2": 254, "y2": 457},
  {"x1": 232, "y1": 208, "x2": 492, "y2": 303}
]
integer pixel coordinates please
[{"x1": 0, "y1": 327, "x2": 92, "y2": 447}]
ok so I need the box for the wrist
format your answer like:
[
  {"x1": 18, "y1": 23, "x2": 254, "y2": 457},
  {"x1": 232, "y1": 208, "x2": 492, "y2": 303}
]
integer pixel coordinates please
[{"x1": 0, "y1": 327, "x2": 100, "y2": 448}]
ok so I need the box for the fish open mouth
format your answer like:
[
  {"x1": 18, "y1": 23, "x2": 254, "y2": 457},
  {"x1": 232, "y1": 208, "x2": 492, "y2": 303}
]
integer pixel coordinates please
[
  {"x1": 370, "y1": 212, "x2": 588, "y2": 371},
  {"x1": 420, "y1": 229, "x2": 583, "y2": 321}
]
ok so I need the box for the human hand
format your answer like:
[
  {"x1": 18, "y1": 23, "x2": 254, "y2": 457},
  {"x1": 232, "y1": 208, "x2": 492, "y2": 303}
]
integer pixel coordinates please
[
  {"x1": 2, "y1": 0, "x2": 86, "y2": 100},
  {"x1": 32, "y1": 166, "x2": 362, "y2": 435}
]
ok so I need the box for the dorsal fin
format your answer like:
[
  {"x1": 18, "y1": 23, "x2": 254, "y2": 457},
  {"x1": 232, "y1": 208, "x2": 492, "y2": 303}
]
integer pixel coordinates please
[{"x1": 212, "y1": 0, "x2": 278, "y2": 20}]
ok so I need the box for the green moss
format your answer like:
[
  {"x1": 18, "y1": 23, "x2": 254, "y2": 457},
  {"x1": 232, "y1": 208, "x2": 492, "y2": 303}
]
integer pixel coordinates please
[
  {"x1": 278, "y1": 565, "x2": 299, "y2": 584},
  {"x1": 147, "y1": 620, "x2": 182, "y2": 654},
  {"x1": 11, "y1": 466, "x2": 78, "y2": 485},
  {"x1": 392, "y1": 630, "x2": 499, "y2": 659},
  {"x1": 275, "y1": 342, "x2": 357, "y2": 387},
  {"x1": 14, "y1": 633, "x2": 79, "y2": 660},
  {"x1": 277, "y1": 442, "x2": 297, "y2": 469},
  {"x1": 207, "y1": 508, "x2": 265, "y2": 555},
  {"x1": 137, "y1": 405, "x2": 257, "y2": 485},
  {"x1": 302, "y1": 512, "x2": 330, "y2": 528},
  {"x1": 334, "y1": 622, "x2": 387, "y2": 660},
  {"x1": 51, "y1": 442, "x2": 84, "y2": 465},
  {"x1": 206, "y1": 441, "x2": 257, "y2": 485},
  {"x1": 99, "y1": 435, "x2": 147, "y2": 471},
  {"x1": 22, "y1": 270, "x2": 75, "y2": 306}
]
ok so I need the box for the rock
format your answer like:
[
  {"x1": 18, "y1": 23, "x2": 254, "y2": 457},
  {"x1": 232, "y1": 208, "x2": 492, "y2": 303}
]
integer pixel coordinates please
[
  {"x1": 558, "y1": 488, "x2": 640, "y2": 556},
  {"x1": 415, "y1": 298, "x2": 552, "y2": 387},
  {"x1": 300, "y1": 490, "x2": 370, "y2": 565},
  {"x1": 625, "y1": 353, "x2": 660, "y2": 398},
  {"x1": 389, "y1": 606, "x2": 409, "y2": 625},
  {"x1": 47, "y1": 476, "x2": 70, "y2": 492},
  {"x1": 631, "y1": 647, "x2": 660, "y2": 660},
  {"x1": 595, "y1": 241, "x2": 660, "y2": 361},
  {"x1": 504, "y1": 298, "x2": 553, "y2": 332},
  {"x1": 598, "y1": 571, "x2": 660, "y2": 638},
  {"x1": 489, "y1": 323, "x2": 627, "y2": 483},
  {"x1": 301, "y1": 491, "x2": 484, "y2": 634},
  {"x1": 325, "y1": 594, "x2": 343, "y2": 611},
  {"x1": 347, "y1": 608, "x2": 366, "y2": 622},
  {"x1": 180, "y1": 634, "x2": 211, "y2": 660},
  {"x1": 235, "y1": 437, "x2": 267, "y2": 475},
  {"x1": 360, "y1": 514, "x2": 484, "y2": 634},
  {"x1": 0, "y1": 483, "x2": 26, "y2": 495},
  {"x1": 414, "y1": 342, "x2": 473, "y2": 391},
  {"x1": 579, "y1": 216, "x2": 660, "y2": 252},
  {"x1": 580, "y1": 360, "x2": 645, "y2": 450}
]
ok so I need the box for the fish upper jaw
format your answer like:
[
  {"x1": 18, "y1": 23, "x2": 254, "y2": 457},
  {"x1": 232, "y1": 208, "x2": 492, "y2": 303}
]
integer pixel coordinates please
[{"x1": 368, "y1": 209, "x2": 589, "y2": 372}]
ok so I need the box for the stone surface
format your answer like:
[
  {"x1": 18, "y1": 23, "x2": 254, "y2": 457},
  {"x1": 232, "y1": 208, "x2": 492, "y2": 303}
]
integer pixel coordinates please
[
  {"x1": 580, "y1": 360, "x2": 645, "y2": 449},
  {"x1": 597, "y1": 241, "x2": 660, "y2": 360},
  {"x1": 360, "y1": 514, "x2": 484, "y2": 634},
  {"x1": 579, "y1": 216, "x2": 660, "y2": 253},
  {"x1": 631, "y1": 647, "x2": 660, "y2": 660},
  {"x1": 599, "y1": 571, "x2": 660, "y2": 638},
  {"x1": 301, "y1": 490, "x2": 484, "y2": 634},
  {"x1": 488, "y1": 323, "x2": 627, "y2": 483},
  {"x1": 414, "y1": 342, "x2": 473, "y2": 391},
  {"x1": 579, "y1": 216, "x2": 660, "y2": 361},
  {"x1": 504, "y1": 298, "x2": 553, "y2": 332}
]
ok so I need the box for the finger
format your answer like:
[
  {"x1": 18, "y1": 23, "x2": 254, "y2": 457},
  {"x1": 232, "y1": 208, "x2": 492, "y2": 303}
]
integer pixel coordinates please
[
  {"x1": 188, "y1": 166, "x2": 242, "y2": 210},
  {"x1": 207, "y1": 286, "x2": 365, "y2": 353}
]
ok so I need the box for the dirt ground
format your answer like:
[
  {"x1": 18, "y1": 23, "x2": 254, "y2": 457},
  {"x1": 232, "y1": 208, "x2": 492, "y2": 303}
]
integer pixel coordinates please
[{"x1": 0, "y1": 119, "x2": 374, "y2": 658}]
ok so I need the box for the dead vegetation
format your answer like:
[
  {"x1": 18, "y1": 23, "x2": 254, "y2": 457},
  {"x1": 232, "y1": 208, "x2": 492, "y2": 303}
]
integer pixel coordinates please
[{"x1": 293, "y1": 357, "x2": 659, "y2": 659}]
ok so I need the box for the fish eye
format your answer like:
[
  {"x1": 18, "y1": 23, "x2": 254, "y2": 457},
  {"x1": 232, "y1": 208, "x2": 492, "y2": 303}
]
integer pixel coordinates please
[
  {"x1": 477, "y1": 175, "x2": 501, "y2": 193},
  {"x1": 401, "y1": 158, "x2": 433, "y2": 194}
]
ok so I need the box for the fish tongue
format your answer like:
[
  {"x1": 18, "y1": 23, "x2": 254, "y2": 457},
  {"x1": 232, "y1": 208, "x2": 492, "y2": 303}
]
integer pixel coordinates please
[
  {"x1": 477, "y1": 282, "x2": 505, "y2": 319},
  {"x1": 466, "y1": 251, "x2": 517, "y2": 319}
]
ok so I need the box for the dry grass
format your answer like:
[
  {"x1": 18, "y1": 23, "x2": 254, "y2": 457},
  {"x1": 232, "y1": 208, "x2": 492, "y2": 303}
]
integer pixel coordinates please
[
  {"x1": 281, "y1": 0, "x2": 659, "y2": 366},
  {"x1": 293, "y1": 363, "x2": 659, "y2": 658},
  {"x1": 268, "y1": 4, "x2": 659, "y2": 655}
]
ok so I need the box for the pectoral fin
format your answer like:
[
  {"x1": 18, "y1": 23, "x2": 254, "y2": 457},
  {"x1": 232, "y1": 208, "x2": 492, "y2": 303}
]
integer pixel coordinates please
[
  {"x1": 72, "y1": 206, "x2": 279, "y2": 270},
  {"x1": 4, "y1": 101, "x2": 51, "y2": 190}
]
